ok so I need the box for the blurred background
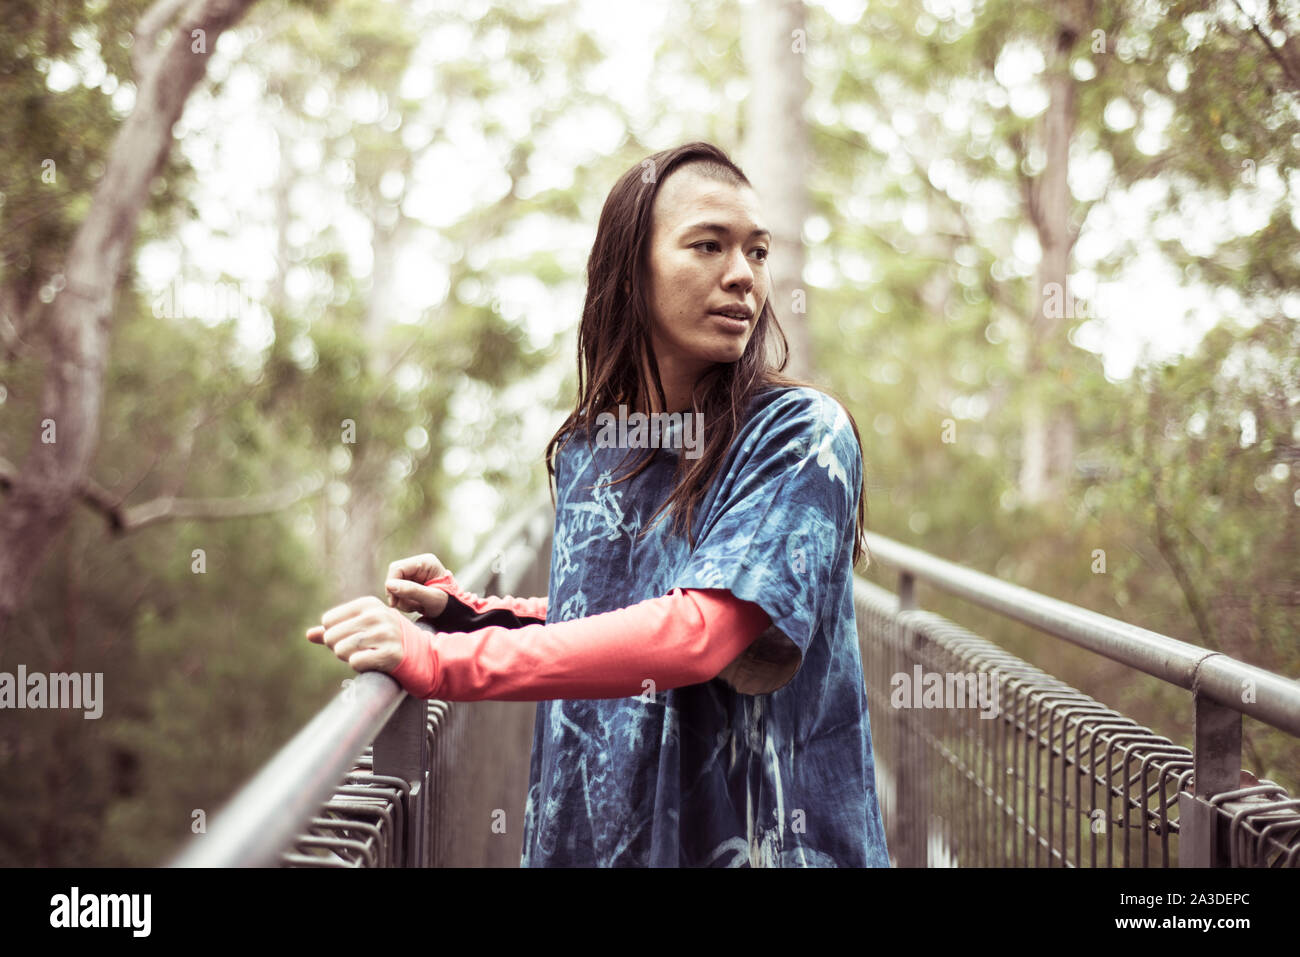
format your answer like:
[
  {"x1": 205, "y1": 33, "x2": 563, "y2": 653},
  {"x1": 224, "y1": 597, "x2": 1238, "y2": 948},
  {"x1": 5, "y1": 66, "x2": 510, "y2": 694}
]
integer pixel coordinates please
[{"x1": 0, "y1": 0, "x2": 1296, "y2": 866}]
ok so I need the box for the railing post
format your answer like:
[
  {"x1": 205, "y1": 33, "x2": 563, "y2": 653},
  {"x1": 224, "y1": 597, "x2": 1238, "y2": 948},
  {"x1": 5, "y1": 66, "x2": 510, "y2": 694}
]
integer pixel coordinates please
[
  {"x1": 373, "y1": 692, "x2": 431, "y2": 867},
  {"x1": 893, "y1": 570, "x2": 928, "y2": 866},
  {"x1": 1178, "y1": 691, "x2": 1242, "y2": 867},
  {"x1": 898, "y1": 570, "x2": 916, "y2": 613}
]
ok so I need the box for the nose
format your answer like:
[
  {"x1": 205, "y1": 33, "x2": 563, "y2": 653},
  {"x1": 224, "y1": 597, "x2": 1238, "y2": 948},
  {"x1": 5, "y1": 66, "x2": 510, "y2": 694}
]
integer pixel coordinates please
[{"x1": 721, "y1": 245, "x2": 756, "y2": 294}]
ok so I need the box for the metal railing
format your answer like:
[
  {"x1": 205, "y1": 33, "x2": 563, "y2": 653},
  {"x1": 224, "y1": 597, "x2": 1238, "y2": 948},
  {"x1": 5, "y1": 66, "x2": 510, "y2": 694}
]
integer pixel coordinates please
[
  {"x1": 860, "y1": 533, "x2": 1300, "y2": 867},
  {"x1": 170, "y1": 494, "x2": 1299, "y2": 867},
  {"x1": 169, "y1": 491, "x2": 553, "y2": 867}
]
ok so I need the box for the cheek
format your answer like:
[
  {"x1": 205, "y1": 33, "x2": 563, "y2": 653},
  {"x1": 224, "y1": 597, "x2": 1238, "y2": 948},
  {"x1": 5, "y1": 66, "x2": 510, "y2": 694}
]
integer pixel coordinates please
[
  {"x1": 652, "y1": 266, "x2": 684, "y2": 310},
  {"x1": 662, "y1": 283, "x2": 694, "y2": 320}
]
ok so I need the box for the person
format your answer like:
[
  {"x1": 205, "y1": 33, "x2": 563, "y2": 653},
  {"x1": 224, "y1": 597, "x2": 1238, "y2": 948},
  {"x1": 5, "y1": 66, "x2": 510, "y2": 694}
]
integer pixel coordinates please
[{"x1": 306, "y1": 141, "x2": 890, "y2": 868}]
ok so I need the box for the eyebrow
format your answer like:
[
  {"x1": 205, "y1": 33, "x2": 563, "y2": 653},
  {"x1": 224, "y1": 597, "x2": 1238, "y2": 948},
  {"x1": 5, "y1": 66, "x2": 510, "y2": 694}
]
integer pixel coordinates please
[{"x1": 682, "y1": 221, "x2": 771, "y2": 240}]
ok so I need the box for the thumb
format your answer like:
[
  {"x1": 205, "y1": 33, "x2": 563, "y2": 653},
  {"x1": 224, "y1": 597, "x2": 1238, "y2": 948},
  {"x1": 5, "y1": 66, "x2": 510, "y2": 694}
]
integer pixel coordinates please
[
  {"x1": 385, "y1": 578, "x2": 413, "y2": 607},
  {"x1": 386, "y1": 578, "x2": 447, "y2": 616}
]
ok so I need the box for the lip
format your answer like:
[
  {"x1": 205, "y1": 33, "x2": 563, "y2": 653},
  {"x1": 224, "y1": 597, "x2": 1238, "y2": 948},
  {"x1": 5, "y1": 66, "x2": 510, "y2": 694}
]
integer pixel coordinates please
[
  {"x1": 709, "y1": 304, "x2": 754, "y2": 321},
  {"x1": 710, "y1": 312, "x2": 750, "y2": 333}
]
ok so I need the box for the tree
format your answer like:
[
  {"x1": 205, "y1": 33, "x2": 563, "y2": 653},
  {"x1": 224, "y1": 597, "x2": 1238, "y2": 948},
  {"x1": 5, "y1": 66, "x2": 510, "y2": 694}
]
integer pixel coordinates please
[
  {"x1": 741, "y1": 0, "x2": 813, "y2": 380},
  {"x1": 0, "y1": 0, "x2": 263, "y2": 635}
]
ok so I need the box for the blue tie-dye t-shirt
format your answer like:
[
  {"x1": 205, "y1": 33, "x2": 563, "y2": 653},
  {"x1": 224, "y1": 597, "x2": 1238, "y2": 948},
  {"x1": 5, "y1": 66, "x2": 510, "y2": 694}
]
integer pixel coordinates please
[{"x1": 520, "y1": 385, "x2": 890, "y2": 867}]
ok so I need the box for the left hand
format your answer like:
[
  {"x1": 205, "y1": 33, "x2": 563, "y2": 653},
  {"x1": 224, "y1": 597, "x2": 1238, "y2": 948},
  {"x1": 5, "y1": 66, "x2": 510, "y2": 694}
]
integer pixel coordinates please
[{"x1": 305, "y1": 596, "x2": 408, "y2": 674}]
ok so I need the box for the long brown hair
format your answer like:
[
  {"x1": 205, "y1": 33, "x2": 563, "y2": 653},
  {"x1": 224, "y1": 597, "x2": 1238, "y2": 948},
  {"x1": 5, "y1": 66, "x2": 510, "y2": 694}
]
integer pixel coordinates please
[{"x1": 544, "y1": 141, "x2": 871, "y2": 570}]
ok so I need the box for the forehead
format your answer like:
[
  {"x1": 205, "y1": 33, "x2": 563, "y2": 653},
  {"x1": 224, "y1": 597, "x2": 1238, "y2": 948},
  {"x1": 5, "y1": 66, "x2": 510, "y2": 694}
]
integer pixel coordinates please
[{"x1": 652, "y1": 169, "x2": 763, "y2": 234}]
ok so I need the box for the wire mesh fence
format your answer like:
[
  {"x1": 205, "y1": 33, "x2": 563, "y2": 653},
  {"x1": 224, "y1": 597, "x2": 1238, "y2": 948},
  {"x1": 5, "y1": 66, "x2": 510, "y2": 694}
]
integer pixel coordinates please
[
  {"x1": 281, "y1": 699, "x2": 468, "y2": 867},
  {"x1": 857, "y1": 572, "x2": 1300, "y2": 868}
]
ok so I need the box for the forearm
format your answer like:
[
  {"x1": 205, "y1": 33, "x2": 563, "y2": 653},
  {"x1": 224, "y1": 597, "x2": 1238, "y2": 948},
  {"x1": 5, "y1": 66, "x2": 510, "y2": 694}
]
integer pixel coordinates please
[{"x1": 391, "y1": 588, "x2": 771, "y2": 701}]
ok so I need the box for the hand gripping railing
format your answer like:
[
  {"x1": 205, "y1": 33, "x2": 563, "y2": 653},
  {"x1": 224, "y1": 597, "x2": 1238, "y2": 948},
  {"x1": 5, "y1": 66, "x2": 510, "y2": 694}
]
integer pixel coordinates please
[
  {"x1": 169, "y1": 491, "x2": 554, "y2": 868},
  {"x1": 860, "y1": 533, "x2": 1300, "y2": 867}
]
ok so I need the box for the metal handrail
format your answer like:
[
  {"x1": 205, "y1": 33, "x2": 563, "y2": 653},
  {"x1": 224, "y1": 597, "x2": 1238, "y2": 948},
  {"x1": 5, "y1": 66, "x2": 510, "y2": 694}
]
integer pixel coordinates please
[
  {"x1": 863, "y1": 530, "x2": 1300, "y2": 867},
  {"x1": 169, "y1": 670, "x2": 407, "y2": 867},
  {"x1": 864, "y1": 532, "x2": 1300, "y2": 737},
  {"x1": 168, "y1": 488, "x2": 554, "y2": 867}
]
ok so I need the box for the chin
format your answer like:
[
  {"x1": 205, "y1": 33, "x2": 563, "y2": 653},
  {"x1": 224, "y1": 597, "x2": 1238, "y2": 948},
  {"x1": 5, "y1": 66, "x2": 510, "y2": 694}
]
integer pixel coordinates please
[
  {"x1": 718, "y1": 335, "x2": 755, "y2": 356},
  {"x1": 723, "y1": 340, "x2": 752, "y2": 363},
  {"x1": 694, "y1": 348, "x2": 746, "y2": 367}
]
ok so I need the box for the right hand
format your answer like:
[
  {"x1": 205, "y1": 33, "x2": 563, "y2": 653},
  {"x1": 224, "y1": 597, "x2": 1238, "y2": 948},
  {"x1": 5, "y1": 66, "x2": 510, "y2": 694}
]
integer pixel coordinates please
[{"x1": 384, "y1": 552, "x2": 453, "y2": 620}]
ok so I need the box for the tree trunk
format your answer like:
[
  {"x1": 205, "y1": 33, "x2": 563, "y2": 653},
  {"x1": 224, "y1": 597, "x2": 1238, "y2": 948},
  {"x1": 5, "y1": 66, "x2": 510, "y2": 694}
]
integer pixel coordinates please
[
  {"x1": 337, "y1": 213, "x2": 410, "y2": 600},
  {"x1": 741, "y1": 0, "x2": 812, "y2": 381},
  {"x1": 1019, "y1": 18, "x2": 1079, "y2": 505},
  {"x1": 0, "y1": 0, "x2": 260, "y2": 637}
]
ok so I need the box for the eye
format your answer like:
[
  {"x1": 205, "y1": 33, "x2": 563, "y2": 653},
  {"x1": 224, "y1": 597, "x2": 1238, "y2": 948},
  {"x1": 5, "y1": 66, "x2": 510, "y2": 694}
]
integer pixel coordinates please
[
  {"x1": 751, "y1": 246, "x2": 769, "y2": 262},
  {"x1": 694, "y1": 241, "x2": 721, "y2": 253}
]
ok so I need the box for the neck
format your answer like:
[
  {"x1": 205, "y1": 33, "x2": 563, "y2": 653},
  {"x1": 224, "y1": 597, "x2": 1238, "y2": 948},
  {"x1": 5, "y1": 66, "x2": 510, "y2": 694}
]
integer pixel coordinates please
[{"x1": 638, "y1": 348, "x2": 703, "y2": 415}]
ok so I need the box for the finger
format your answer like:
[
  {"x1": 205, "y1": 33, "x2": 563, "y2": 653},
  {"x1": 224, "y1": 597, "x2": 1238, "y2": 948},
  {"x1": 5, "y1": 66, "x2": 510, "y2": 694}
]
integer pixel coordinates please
[
  {"x1": 385, "y1": 557, "x2": 412, "y2": 586},
  {"x1": 388, "y1": 554, "x2": 433, "y2": 583},
  {"x1": 320, "y1": 595, "x2": 382, "y2": 629},
  {"x1": 349, "y1": 649, "x2": 397, "y2": 674},
  {"x1": 386, "y1": 578, "x2": 436, "y2": 607},
  {"x1": 422, "y1": 554, "x2": 448, "y2": 581},
  {"x1": 408, "y1": 553, "x2": 448, "y2": 583},
  {"x1": 321, "y1": 620, "x2": 357, "y2": 651},
  {"x1": 306, "y1": 625, "x2": 325, "y2": 643},
  {"x1": 331, "y1": 629, "x2": 375, "y2": 662},
  {"x1": 385, "y1": 579, "x2": 409, "y2": 611},
  {"x1": 388, "y1": 580, "x2": 449, "y2": 617},
  {"x1": 385, "y1": 579, "x2": 424, "y2": 611},
  {"x1": 385, "y1": 562, "x2": 416, "y2": 599}
]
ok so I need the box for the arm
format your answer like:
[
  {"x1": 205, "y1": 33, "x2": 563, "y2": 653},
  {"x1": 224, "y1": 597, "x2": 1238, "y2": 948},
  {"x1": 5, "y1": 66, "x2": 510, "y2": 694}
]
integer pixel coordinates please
[
  {"x1": 422, "y1": 572, "x2": 548, "y2": 629},
  {"x1": 390, "y1": 587, "x2": 771, "y2": 701}
]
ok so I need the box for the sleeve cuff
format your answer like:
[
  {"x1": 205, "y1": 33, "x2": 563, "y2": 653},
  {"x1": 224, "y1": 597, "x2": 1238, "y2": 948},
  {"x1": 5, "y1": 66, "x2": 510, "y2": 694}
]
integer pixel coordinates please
[
  {"x1": 389, "y1": 615, "x2": 441, "y2": 699},
  {"x1": 422, "y1": 572, "x2": 548, "y2": 623}
]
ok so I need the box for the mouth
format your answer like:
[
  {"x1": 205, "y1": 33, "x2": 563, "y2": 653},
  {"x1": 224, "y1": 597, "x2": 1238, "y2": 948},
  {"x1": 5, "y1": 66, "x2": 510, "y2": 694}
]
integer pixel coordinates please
[
  {"x1": 710, "y1": 313, "x2": 750, "y2": 333},
  {"x1": 709, "y1": 304, "x2": 754, "y2": 327}
]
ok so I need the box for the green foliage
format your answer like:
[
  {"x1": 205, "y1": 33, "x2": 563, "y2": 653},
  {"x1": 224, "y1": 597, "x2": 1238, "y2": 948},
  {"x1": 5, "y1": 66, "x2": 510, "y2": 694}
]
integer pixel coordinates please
[
  {"x1": 0, "y1": 0, "x2": 609, "y2": 865},
  {"x1": 821, "y1": 0, "x2": 1299, "y2": 792},
  {"x1": 0, "y1": 0, "x2": 193, "y2": 328}
]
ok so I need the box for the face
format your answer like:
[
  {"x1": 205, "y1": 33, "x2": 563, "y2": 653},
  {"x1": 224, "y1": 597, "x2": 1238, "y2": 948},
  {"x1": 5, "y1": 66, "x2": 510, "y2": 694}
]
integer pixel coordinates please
[{"x1": 642, "y1": 168, "x2": 770, "y2": 400}]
